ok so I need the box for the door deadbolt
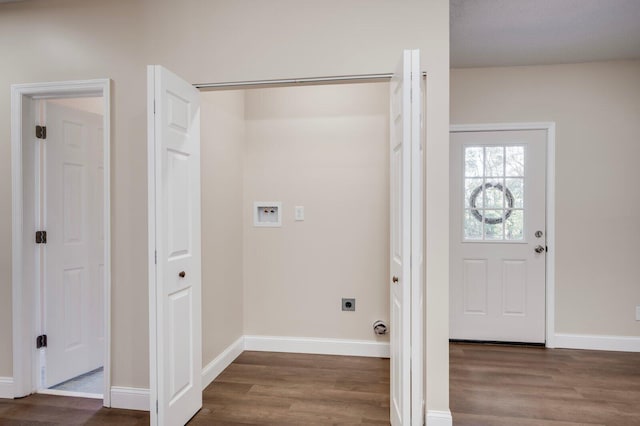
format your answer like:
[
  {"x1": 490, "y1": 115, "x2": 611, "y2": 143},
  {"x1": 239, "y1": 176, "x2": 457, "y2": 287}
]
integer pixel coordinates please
[{"x1": 535, "y1": 230, "x2": 544, "y2": 238}]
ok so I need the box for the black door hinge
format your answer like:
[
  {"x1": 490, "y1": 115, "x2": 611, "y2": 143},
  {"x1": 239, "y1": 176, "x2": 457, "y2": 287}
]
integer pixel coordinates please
[
  {"x1": 35, "y1": 231, "x2": 47, "y2": 244},
  {"x1": 36, "y1": 125, "x2": 47, "y2": 140},
  {"x1": 36, "y1": 334, "x2": 47, "y2": 349}
]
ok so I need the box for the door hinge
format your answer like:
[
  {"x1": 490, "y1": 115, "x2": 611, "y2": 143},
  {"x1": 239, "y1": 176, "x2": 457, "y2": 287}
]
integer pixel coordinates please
[
  {"x1": 153, "y1": 101, "x2": 156, "y2": 115},
  {"x1": 154, "y1": 250, "x2": 157, "y2": 265},
  {"x1": 156, "y1": 400, "x2": 158, "y2": 413},
  {"x1": 36, "y1": 334, "x2": 47, "y2": 349},
  {"x1": 36, "y1": 125, "x2": 47, "y2": 140},
  {"x1": 35, "y1": 230, "x2": 47, "y2": 244}
]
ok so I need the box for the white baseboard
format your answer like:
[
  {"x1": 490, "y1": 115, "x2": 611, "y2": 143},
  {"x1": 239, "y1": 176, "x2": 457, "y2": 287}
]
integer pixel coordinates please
[
  {"x1": 0, "y1": 377, "x2": 13, "y2": 399},
  {"x1": 426, "y1": 410, "x2": 453, "y2": 426},
  {"x1": 202, "y1": 336, "x2": 245, "y2": 390},
  {"x1": 37, "y1": 388, "x2": 102, "y2": 399},
  {"x1": 110, "y1": 386, "x2": 150, "y2": 411},
  {"x1": 554, "y1": 333, "x2": 640, "y2": 352},
  {"x1": 244, "y1": 335, "x2": 390, "y2": 358}
]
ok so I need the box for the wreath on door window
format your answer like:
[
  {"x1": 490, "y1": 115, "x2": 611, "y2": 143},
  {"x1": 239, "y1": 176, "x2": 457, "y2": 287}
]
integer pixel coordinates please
[{"x1": 469, "y1": 182, "x2": 515, "y2": 225}]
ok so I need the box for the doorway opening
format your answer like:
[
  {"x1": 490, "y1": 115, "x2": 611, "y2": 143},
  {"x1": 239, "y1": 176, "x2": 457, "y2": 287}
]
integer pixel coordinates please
[
  {"x1": 11, "y1": 80, "x2": 111, "y2": 404},
  {"x1": 148, "y1": 55, "x2": 425, "y2": 425}
]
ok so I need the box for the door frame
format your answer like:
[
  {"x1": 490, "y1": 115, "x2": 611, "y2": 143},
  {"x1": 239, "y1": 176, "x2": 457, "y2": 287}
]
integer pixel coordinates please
[
  {"x1": 149, "y1": 70, "x2": 426, "y2": 422},
  {"x1": 450, "y1": 122, "x2": 556, "y2": 348},
  {"x1": 11, "y1": 79, "x2": 112, "y2": 404}
]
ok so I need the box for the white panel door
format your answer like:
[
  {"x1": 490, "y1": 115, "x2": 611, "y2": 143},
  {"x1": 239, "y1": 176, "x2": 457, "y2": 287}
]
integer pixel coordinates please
[
  {"x1": 44, "y1": 103, "x2": 104, "y2": 387},
  {"x1": 450, "y1": 130, "x2": 546, "y2": 343},
  {"x1": 148, "y1": 65, "x2": 202, "y2": 426},
  {"x1": 390, "y1": 49, "x2": 421, "y2": 426}
]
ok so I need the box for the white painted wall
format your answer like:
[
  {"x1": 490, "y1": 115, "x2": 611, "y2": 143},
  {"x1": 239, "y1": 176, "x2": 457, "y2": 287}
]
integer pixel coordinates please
[
  {"x1": 451, "y1": 60, "x2": 640, "y2": 339},
  {"x1": 242, "y1": 83, "x2": 390, "y2": 343}
]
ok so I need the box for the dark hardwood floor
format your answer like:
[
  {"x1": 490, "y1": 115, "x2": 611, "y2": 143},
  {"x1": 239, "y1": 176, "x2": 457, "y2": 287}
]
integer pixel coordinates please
[
  {"x1": 0, "y1": 393, "x2": 148, "y2": 425},
  {"x1": 450, "y1": 342, "x2": 640, "y2": 425},
  {"x1": 0, "y1": 344, "x2": 638, "y2": 425},
  {"x1": 190, "y1": 351, "x2": 390, "y2": 425}
]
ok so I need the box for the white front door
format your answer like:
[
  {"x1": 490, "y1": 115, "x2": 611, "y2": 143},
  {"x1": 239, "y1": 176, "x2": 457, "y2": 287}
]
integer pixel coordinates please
[
  {"x1": 390, "y1": 49, "x2": 422, "y2": 426},
  {"x1": 148, "y1": 65, "x2": 202, "y2": 425},
  {"x1": 44, "y1": 102, "x2": 104, "y2": 387},
  {"x1": 450, "y1": 130, "x2": 547, "y2": 343}
]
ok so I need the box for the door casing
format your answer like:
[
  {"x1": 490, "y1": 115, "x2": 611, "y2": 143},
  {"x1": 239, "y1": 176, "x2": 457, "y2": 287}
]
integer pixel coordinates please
[
  {"x1": 450, "y1": 122, "x2": 556, "y2": 348},
  {"x1": 10, "y1": 79, "x2": 112, "y2": 404}
]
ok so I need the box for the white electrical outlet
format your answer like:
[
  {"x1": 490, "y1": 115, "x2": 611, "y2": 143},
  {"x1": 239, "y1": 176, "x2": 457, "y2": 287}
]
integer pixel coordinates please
[
  {"x1": 636, "y1": 305, "x2": 640, "y2": 321},
  {"x1": 295, "y1": 206, "x2": 304, "y2": 221}
]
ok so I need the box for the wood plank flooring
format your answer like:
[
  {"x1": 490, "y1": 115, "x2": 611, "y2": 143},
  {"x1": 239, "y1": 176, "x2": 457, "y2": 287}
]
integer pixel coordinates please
[
  {"x1": 191, "y1": 351, "x2": 390, "y2": 425},
  {"x1": 0, "y1": 344, "x2": 638, "y2": 425},
  {"x1": 450, "y1": 342, "x2": 640, "y2": 426}
]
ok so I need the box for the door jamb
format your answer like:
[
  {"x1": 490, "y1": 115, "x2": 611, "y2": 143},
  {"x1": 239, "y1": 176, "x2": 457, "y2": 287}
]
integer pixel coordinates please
[
  {"x1": 449, "y1": 122, "x2": 556, "y2": 348},
  {"x1": 11, "y1": 79, "x2": 112, "y2": 404}
]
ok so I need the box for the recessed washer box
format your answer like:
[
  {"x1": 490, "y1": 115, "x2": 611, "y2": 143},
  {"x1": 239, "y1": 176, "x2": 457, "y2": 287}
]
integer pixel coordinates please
[{"x1": 254, "y1": 201, "x2": 282, "y2": 227}]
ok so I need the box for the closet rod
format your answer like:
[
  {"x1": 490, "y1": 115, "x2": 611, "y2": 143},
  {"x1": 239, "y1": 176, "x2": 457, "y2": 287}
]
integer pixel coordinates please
[{"x1": 194, "y1": 72, "x2": 426, "y2": 91}]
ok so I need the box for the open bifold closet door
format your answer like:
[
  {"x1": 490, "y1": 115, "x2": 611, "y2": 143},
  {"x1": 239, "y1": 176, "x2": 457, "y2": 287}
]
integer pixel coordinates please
[
  {"x1": 148, "y1": 65, "x2": 202, "y2": 426},
  {"x1": 389, "y1": 49, "x2": 424, "y2": 426}
]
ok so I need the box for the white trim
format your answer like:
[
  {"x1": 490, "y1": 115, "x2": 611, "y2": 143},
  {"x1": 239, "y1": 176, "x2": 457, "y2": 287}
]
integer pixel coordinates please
[
  {"x1": 450, "y1": 122, "x2": 556, "y2": 348},
  {"x1": 110, "y1": 387, "x2": 151, "y2": 411},
  {"x1": 36, "y1": 388, "x2": 102, "y2": 400},
  {"x1": 201, "y1": 337, "x2": 245, "y2": 390},
  {"x1": 146, "y1": 65, "x2": 158, "y2": 425},
  {"x1": 554, "y1": 333, "x2": 640, "y2": 352},
  {"x1": 11, "y1": 79, "x2": 112, "y2": 405},
  {"x1": 0, "y1": 377, "x2": 13, "y2": 399},
  {"x1": 426, "y1": 410, "x2": 453, "y2": 426},
  {"x1": 244, "y1": 335, "x2": 390, "y2": 358}
]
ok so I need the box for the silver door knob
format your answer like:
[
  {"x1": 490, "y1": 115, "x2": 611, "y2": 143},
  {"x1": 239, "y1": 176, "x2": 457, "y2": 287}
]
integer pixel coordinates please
[{"x1": 534, "y1": 245, "x2": 545, "y2": 254}]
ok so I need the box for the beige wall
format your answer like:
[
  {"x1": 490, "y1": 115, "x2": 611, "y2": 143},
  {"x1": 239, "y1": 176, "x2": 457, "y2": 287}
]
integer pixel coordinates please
[
  {"x1": 201, "y1": 90, "x2": 245, "y2": 364},
  {"x1": 243, "y1": 83, "x2": 390, "y2": 342},
  {"x1": 0, "y1": 0, "x2": 449, "y2": 412},
  {"x1": 451, "y1": 60, "x2": 640, "y2": 337}
]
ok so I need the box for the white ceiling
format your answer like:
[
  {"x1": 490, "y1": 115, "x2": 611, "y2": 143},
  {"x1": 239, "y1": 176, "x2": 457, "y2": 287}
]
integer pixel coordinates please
[{"x1": 451, "y1": 0, "x2": 640, "y2": 68}]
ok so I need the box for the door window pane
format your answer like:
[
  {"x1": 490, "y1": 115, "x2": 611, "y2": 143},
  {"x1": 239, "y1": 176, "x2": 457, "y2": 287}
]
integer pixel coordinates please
[
  {"x1": 464, "y1": 209, "x2": 483, "y2": 240},
  {"x1": 505, "y1": 178, "x2": 524, "y2": 209},
  {"x1": 506, "y1": 146, "x2": 525, "y2": 177},
  {"x1": 505, "y1": 210, "x2": 524, "y2": 240},
  {"x1": 465, "y1": 178, "x2": 483, "y2": 208},
  {"x1": 464, "y1": 147, "x2": 484, "y2": 177},
  {"x1": 483, "y1": 180, "x2": 505, "y2": 209},
  {"x1": 485, "y1": 146, "x2": 504, "y2": 177},
  {"x1": 483, "y1": 211, "x2": 504, "y2": 240}
]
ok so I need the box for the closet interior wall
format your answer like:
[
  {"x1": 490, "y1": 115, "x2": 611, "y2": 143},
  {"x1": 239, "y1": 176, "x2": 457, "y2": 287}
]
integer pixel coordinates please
[{"x1": 200, "y1": 82, "x2": 390, "y2": 362}]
